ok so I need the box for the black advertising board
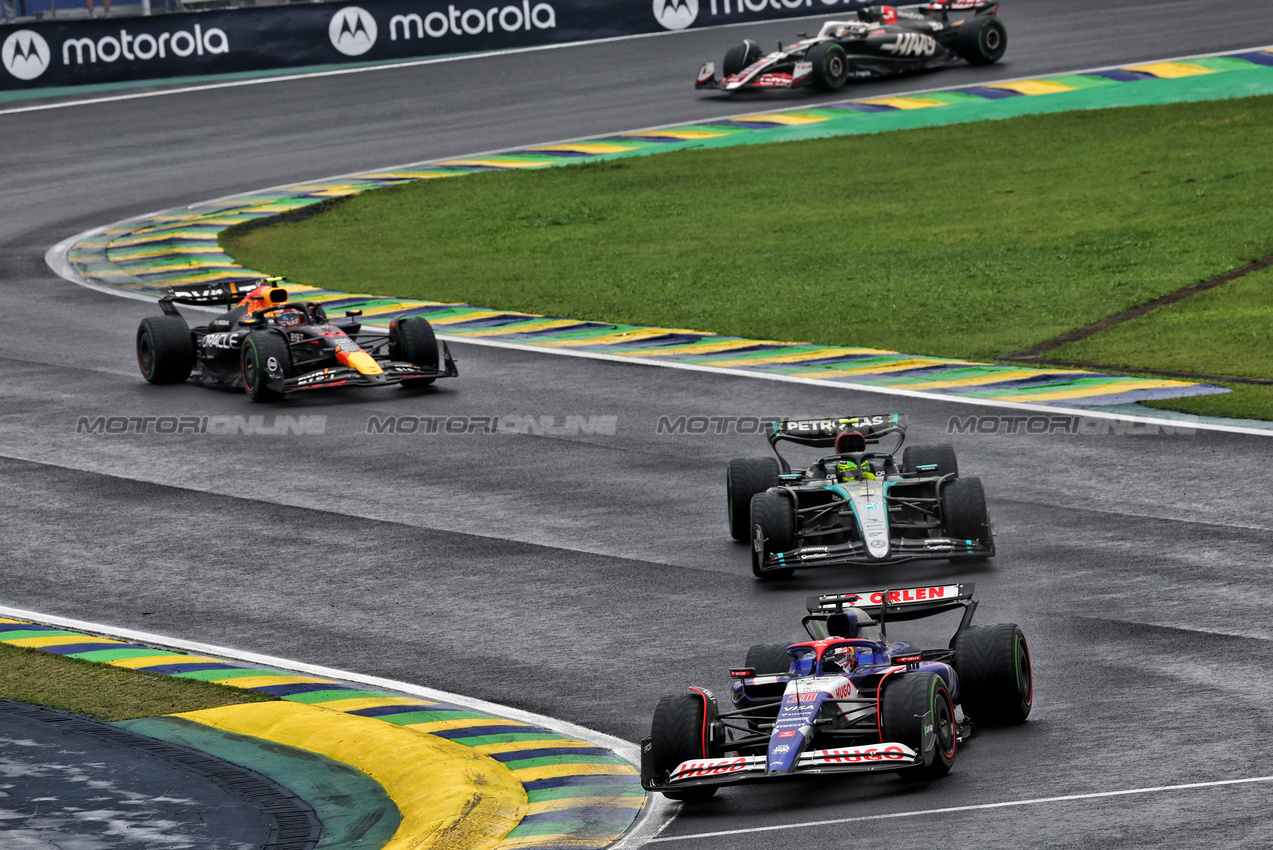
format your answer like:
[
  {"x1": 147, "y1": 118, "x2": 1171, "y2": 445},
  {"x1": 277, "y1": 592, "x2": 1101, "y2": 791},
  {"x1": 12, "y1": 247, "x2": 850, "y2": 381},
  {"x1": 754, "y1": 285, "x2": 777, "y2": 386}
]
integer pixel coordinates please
[{"x1": 0, "y1": 0, "x2": 868, "y2": 89}]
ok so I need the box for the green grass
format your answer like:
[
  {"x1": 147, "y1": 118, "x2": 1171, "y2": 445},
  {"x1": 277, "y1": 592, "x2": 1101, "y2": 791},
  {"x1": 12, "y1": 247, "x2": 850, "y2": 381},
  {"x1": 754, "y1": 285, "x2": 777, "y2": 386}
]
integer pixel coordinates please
[
  {"x1": 223, "y1": 95, "x2": 1273, "y2": 418},
  {"x1": 0, "y1": 642, "x2": 276, "y2": 722}
]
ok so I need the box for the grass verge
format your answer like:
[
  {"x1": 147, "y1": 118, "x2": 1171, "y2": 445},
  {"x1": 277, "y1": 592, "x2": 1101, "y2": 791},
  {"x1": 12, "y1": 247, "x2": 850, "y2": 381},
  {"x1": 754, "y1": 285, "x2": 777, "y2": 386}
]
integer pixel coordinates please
[
  {"x1": 223, "y1": 95, "x2": 1273, "y2": 419},
  {"x1": 0, "y1": 642, "x2": 275, "y2": 722}
]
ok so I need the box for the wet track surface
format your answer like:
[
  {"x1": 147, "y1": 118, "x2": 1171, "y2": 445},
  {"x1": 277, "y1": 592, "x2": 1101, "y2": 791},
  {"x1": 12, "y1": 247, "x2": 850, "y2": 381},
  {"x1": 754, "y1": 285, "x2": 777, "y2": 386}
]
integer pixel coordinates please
[{"x1": 2, "y1": 0, "x2": 1273, "y2": 846}]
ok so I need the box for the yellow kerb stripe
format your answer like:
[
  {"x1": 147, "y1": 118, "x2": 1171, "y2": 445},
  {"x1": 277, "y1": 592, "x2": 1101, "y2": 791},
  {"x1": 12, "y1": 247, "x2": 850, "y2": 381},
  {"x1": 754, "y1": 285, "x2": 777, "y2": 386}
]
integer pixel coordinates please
[
  {"x1": 1124, "y1": 62, "x2": 1215, "y2": 79},
  {"x1": 178, "y1": 701, "x2": 526, "y2": 850},
  {"x1": 986, "y1": 379, "x2": 1196, "y2": 402},
  {"x1": 984, "y1": 79, "x2": 1076, "y2": 95}
]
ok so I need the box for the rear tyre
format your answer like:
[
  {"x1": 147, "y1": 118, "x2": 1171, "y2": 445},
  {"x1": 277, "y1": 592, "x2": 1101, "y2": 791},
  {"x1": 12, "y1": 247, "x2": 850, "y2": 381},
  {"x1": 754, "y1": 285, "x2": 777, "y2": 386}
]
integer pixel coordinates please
[
  {"x1": 807, "y1": 42, "x2": 850, "y2": 91},
  {"x1": 136, "y1": 316, "x2": 194, "y2": 384},
  {"x1": 390, "y1": 316, "x2": 440, "y2": 387},
  {"x1": 750, "y1": 491, "x2": 796, "y2": 580},
  {"x1": 651, "y1": 693, "x2": 719, "y2": 802},
  {"x1": 954, "y1": 623, "x2": 1032, "y2": 725},
  {"x1": 744, "y1": 643, "x2": 792, "y2": 675},
  {"x1": 240, "y1": 331, "x2": 291, "y2": 403},
  {"x1": 956, "y1": 15, "x2": 1006, "y2": 65},
  {"x1": 722, "y1": 39, "x2": 763, "y2": 76},
  {"x1": 941, "y1": 476, "x2": 991, "y2": 544},
  {"x1": 902, "y1": 444, "x2": 958, "y2": 477},
  {"x1": 727, "y1": 457, "x2": 780, "y2": 541},
  {"x1": 880, "y1": 672, "x2": 957, "y2": 780}
]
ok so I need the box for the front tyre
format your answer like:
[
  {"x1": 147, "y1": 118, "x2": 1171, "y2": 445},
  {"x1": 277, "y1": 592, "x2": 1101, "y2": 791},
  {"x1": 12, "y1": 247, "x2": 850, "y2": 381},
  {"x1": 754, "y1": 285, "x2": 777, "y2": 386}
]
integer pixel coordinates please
[
  {"x1": 956, "y1": 15, "x2": 1006, "y2": 65},
  {"x1": 954, "y1": 623, "x2": 1032, "y2": 725},
  {"x1": 651, "y1": 693, "x2": 718, "y2": 802},
  {"x1": 136, "y1": 316, "x2": 194, "y2": 384},
  {"x1": 941, "y1": 476, "x2": 991, "y2": 545},
  {"x1": 744, "y1": 643, "x2": 792, "y2": 675},
  {"x1": 727, "y1": 457, "x2": 780, "y2": 541},
  {"x1": 902, "y1": 444, "x2": 958, "y2": 478},
  {"x1": 241, "y1": 332, "x2": 291, "y2": 403},
  {"x1": 390, "y1": 316, "x2": 440, "y2": 387},
  {"x1": 722, "y1": 39, "x2": 763, "y2": 76},
  {"x1": 750, "y1": 491, "x2": 795, "y2": 580},
  {"x1": 880, "y1": 672, "x2": 957, "y2": 780},
  {"x1": 807, "y1": 42, "x2": 850, "y2": 91}
]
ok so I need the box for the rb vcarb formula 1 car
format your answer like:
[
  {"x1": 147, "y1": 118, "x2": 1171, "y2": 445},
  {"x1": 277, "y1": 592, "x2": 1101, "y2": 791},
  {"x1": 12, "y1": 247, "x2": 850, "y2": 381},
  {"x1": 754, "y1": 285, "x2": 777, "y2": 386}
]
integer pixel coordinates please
[
  {"x1": 696, "y1": 1, "x2": 1006, "y2": 93},
  {"x1": 641, "y1": 583, "x2": 1031, "y2": 800},
  {"x1": 728, "y1": 414, "x2": 993, "y2": 579},
  {"x1": 136, "y1": 278, "x2": 457, "y2": 401}
]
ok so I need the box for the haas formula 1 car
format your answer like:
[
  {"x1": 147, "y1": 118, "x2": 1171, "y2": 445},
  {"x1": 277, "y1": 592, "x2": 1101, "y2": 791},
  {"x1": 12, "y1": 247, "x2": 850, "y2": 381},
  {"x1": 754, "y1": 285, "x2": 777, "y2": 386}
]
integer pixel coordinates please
[
  {"x1": 696, "y1": 1, "x2": 1006, "y2": 93},
  {"x1": 136, "y1": 278, "x2": 457, "y2": 401},
  {"x1": 727, "y1": 414, "x2": 993, "y2": 579},
  {"x1": 641, "y1": 583, "x2": 1032, "y2": 800}
]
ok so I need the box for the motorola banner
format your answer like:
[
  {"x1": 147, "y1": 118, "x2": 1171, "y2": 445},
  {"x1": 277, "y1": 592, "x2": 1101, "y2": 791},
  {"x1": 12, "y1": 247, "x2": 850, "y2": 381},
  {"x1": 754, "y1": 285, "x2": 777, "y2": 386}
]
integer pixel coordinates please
[{"x1": 1, "y1": 0, "x2": 868, "y2": 89}]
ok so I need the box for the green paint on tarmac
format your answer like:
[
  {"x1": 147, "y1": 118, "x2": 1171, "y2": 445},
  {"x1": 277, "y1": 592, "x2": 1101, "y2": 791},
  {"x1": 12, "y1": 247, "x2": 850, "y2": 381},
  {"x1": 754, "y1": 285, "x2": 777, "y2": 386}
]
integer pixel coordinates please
[{"x1": 117, "y1": 715, "x2": 402, "y2": 849}]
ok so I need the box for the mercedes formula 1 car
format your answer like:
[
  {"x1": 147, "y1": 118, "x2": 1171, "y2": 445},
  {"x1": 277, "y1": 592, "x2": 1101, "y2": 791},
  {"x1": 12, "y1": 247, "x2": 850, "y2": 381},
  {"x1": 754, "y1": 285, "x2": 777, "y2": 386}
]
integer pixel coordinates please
[
  {"x1": 727, "y1": 414, "x2": 993, "y2": 579},
  {"x1": 640, "y1": 583, "x2": 1032, "y2": 800},
  {"x1": 136, "y1": 278, "x2": 457, "y2": 401},
  {"x1": 696, "y1": 1, "x2": 1006, "y2": 93}
]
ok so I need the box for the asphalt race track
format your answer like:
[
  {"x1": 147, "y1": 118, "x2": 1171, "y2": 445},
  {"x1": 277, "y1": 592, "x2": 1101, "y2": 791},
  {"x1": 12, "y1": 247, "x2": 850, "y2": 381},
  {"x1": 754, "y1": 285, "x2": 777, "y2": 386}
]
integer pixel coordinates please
[{"x1": 3, "y1": 1, "x2": 1273, "y2": 846}]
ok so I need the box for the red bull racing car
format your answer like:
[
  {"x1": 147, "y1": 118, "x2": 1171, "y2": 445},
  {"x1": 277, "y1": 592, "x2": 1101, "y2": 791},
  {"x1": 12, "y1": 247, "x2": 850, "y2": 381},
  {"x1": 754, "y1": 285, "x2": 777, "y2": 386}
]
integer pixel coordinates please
[
  {"x1": 640, "y1": 583, "x2": 1032, "y2": 800},
  {"x1": 136, "y1": 278, "x2": 457, "y2": 401},
  {"x1": 695, "y1": 1, "x2": 1006, "y2": 93}
]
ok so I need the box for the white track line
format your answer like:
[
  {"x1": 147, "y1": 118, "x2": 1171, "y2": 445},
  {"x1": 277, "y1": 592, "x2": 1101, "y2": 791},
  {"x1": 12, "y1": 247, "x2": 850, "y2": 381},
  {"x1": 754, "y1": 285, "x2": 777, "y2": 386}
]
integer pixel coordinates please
[{"x1": 647, "y1": 775, "x2": 1273, "y2": 843}]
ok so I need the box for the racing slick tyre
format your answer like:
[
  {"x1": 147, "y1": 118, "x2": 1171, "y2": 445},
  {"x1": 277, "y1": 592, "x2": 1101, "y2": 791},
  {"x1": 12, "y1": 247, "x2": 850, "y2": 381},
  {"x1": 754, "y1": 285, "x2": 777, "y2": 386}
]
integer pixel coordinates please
[
  {"x1": 941, "y1": 476, "x2": 991, "y2": 546},
  {"x1": 953, "y1": 623, "x2": 1032, "y2": 726},
  {"x1": 956, "y1": 15, "x2": 1006, "y2": 65},
  {"x1": 902, "y1": 444, "x2": 958, "y2": 478},
  {"x1": 750, "y1": 491, "x2": 796, "y2": 580},
  {"x1": 136, "y1": 316, "x2": 195, "y2": 384},
  {"x1": 744, "y1": 643, "x2": 792, "y2": 675},
  {"x1": 727, "y1": 457, "x2": 780, "y2": 541},
  {"x1": 651, "y1": 693, "x2": 719, "y2": 802},
  {"x1": 722, "y1": 39, "x2": 763, "y2": 76},
  {"x1": 880, "y1": 671, "x2": 957, "y2": 780},
  {"x1": 390, "y1": 316, "x2": 440, "y2": 387},
  {"x1": 240, "y1": 331, "x2": 291, "y2": 403},
  {"x1": 807, "y1": 42, "x2": 851, "y2": 91}
]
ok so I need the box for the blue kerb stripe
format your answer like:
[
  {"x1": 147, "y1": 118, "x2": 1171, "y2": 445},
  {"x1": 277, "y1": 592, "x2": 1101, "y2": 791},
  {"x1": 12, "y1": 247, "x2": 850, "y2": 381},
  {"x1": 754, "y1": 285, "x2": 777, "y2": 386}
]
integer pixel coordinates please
[
  {"x1": 532, "y1": 775, "x2": 649, "y2": 792},
  {"x1": 253, "y1": 682, "x2": 364, "y2": 696},
  {"x1": 431, "y1": 724, "x2": 552, "y2": 739},
  {"x1": 137, "y1": 662, "x2": 245, "y2": 675},
  {"x1": 488, "y1": 746, "x2": 615, "y2": 763},
  {"x1": 42, "y1": 642, "x2": 145, "y2": 655},
  {"x1": 347, "y1": 704, "x2": 460, "y2": 718}
]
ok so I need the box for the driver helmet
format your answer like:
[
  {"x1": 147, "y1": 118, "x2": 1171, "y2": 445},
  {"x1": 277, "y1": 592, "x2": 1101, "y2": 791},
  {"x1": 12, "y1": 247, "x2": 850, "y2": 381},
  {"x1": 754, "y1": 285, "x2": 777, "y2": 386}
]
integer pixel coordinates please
[
  {"x1": 273, "y1": 308, "x2": 304, "y2": 329},
  {"x1": 837, "y1": 458, "x2": 877, "y2": 481},
  {"x1": 822, "y1": 645, "x2": 858, "y2": 675}
]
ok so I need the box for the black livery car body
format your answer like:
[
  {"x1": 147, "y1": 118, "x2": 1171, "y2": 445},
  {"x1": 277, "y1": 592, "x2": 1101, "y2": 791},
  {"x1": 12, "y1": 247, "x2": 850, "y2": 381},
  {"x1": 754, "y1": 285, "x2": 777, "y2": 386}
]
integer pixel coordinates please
[
  {"x1": 641, "y1": 583, "x2": 1032, "y2": 800},
  {"x1": 136, "y1": 278, "x2": 457, "y2": 402},
  {"x1": 727, "y1": 414, "x2": 993, "y2": 579},
  {"x1": 696, "y1": 1, "x2": 1006, "y2": 93}
]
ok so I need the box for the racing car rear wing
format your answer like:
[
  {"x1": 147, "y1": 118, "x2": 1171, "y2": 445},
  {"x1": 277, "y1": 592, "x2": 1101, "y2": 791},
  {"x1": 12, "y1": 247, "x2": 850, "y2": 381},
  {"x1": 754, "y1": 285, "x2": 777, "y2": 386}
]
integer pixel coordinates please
[
  {"x1": 804, "y1": 583, "x2": 977, "y2": 638},
  {"x1": 158, "y1": 277, "x2": 284, "y2": 312},
  {"x1": 765, "y1": 415, "x2": 906, "y2": 470},
  {"x1": 918, "y1": 0, "x2": 1000, "y2": 19}
]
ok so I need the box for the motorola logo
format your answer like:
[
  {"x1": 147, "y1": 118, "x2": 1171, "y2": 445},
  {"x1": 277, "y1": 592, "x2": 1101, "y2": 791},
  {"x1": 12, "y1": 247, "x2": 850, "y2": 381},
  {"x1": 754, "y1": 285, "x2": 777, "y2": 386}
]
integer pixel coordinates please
[
  {"x1": 653, "y1": 0, "x2": 697, "y2": 30},
  {"x1": 2, "y1": 29, "x2": 50, "y2": 81},
  {"x1": 329, "y1": 6, "x2": 378, "y2": 56}
]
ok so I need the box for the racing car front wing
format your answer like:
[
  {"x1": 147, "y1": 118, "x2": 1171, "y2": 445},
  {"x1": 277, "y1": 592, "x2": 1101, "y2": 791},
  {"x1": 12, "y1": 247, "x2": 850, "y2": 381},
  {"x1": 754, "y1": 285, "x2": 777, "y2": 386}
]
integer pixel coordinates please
[
  {"x1": 640, "y1": 740, "x2": 924, "y2": 792},
  {"x1": 284, "y1": 344, "x2": 458, "y2": 393},
  {"x1": 758, "y1": 535, "x2": 994, "y2": 574}
]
